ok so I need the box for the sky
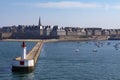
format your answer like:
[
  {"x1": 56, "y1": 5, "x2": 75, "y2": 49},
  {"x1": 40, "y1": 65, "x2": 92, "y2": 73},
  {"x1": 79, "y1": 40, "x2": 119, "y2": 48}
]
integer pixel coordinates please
[{"x1": 1, "y1": 0, "x2": 120, "y2": 29}]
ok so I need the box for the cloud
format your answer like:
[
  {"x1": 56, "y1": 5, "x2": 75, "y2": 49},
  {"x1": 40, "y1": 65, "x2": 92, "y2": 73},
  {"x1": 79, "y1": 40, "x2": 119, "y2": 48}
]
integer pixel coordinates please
[
  {"x1": 33, "y1": 1, "x2": 100, "y2": 9},
  {"x1": 15, "y1": 1, "x2": 120, "y2": 10},
  {"x1": 101, "y1": 4, "x2": 120, "y2": 10},
  {"x1": 112, "y1": 5, "x2": 120, "y2": 10},
  {"x1": 102, "y1": 4, "x2": 120, "y2": 10}
]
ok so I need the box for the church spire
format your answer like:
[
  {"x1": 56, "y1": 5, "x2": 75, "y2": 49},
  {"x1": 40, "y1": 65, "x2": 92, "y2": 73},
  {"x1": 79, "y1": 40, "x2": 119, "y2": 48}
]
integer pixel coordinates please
[{"x1": 38, "y1": 16, "x2": 42, "y2": 26}]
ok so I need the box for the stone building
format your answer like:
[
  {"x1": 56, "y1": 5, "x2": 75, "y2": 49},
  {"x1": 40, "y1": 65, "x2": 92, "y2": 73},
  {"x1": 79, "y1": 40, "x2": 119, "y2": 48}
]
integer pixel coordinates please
[
  {"x1": 43, "y1": 25, "x2": 52, "y2": 36},
  {"x1": 65, "y1": 27, "x2": 86, "y2": 36},
  {"x1": 116, "y1": 29, "x2": 120, "y2": 35},
  {"x1": 2, "y1": 27, "x2": 12, "y2": 32},
  {"x1": 57, "y1": 27, "x2": 66, "y2": 36},
  {"x1": 50, "y1": 25, "x2": 58, "y2": 38},
  {"x1": 109, "y1": 29, "x2": 117, "y2": 36},
  {"x1": 17, "y1": 25, "x2": 25, "y2": 33},
  {"x1": 102, "y1": 29, "x2": 110, "y2": 36},
  {"x1": 77, "y1": 28, "x2": 86, "y2": 36},
  {"x1": 85, "y1": 28, "x2": 93, "y2": 36},
  {"x1": 85, "y1": 28, "x2": 102, "y2": 36}
]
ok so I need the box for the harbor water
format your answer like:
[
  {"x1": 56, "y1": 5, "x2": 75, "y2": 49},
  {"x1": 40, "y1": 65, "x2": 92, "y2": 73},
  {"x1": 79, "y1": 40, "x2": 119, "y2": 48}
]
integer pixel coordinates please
[{"x1": 1, "y1": 40, "x2": 120, "y2": 80}]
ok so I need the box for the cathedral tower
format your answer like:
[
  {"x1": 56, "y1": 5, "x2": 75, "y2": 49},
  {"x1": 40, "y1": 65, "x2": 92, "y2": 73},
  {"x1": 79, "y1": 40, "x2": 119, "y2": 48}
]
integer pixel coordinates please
[
  {"x1": 38, "y1": 16, "x2": 42, "y2": 27},
  {"x1": 38, "y1": 17, "x2": 43, "y2": 36}
]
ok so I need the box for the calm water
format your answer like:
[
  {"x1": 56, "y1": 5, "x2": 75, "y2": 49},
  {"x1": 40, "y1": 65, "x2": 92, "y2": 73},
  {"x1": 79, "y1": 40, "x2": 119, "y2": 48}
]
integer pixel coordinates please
[{"x1": 1, "y1": 40, "x2": 120, "y2": 80}]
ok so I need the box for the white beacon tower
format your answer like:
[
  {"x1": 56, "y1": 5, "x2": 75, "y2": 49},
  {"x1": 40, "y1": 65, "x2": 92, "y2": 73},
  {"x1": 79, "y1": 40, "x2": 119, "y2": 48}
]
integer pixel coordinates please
[{"x1": 21, "y1": 42, "x2": 27, "y2": 59}]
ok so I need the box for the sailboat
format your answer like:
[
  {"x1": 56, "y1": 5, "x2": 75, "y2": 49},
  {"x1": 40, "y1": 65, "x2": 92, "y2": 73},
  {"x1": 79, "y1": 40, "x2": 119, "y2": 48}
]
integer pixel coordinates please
[
  {"x1": 92, "y1": 49, "x2": 97, "y2": 52},
  {"x1": 75, "y1": 48, "x2": 79, "y2": 52}
]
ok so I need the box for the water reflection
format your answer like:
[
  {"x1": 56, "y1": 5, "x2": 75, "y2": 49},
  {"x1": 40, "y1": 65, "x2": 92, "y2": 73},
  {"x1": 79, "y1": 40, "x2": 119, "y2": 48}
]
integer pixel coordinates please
[{"x1": 12, "y1": 72, "x2": 34, "y2": 80}]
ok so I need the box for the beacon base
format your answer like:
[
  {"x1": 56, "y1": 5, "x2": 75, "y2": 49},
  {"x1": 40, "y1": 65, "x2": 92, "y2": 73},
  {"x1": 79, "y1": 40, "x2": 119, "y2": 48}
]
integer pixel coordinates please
[{"x1": 12, "y1": 66, "x2": 34, "y2": 73}]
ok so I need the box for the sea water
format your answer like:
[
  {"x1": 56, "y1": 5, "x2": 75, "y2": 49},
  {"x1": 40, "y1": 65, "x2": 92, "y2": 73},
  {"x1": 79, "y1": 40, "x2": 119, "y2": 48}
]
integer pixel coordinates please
[{"x1": 0, "y1": 40, "x2": 120, "y2": 80}]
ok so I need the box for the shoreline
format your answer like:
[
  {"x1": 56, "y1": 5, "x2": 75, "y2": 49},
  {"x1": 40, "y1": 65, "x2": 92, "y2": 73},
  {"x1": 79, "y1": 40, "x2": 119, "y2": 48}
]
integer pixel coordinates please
[
  {"x1": 1, "y1": 39, "x2": 42, "y2": 42},
  {"x1": 1, "y1": 37, "x2": 108, "y2": 43}
]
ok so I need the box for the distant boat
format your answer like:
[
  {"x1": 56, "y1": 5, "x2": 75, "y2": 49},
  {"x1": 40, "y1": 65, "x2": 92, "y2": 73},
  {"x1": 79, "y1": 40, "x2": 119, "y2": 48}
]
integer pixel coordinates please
[
  {"x1": 93, "y1": 49, "x2": 97, "y2": 52},
  {"x1": 75, "y1": 49, "x2": 79, "y2": 52}
]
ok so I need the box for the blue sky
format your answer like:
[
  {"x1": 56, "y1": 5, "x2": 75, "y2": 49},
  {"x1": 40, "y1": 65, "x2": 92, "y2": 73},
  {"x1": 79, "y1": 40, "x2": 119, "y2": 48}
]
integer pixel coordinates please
[{"x1": 1, "y1": 0, "x2": 120, "y2": 29}]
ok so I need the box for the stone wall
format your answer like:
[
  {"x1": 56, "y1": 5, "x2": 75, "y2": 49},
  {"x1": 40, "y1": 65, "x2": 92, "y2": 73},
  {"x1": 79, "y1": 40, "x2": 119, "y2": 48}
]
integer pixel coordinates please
[
  {"x1": 10, "y1": 32, "x2": 40, "y2": 39},
  {"x1": 1, "y1": 32, "x2": 12, "y2": 39}
]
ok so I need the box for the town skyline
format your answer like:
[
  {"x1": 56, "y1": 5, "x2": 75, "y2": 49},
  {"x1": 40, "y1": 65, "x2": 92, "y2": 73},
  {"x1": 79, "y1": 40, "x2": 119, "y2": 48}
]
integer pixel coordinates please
[{"x1": 1, "y1": 0, "x2": 120, "y2": 29}]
